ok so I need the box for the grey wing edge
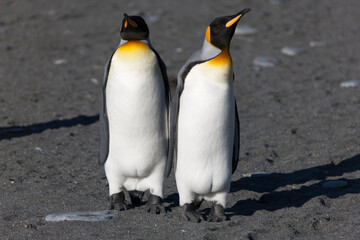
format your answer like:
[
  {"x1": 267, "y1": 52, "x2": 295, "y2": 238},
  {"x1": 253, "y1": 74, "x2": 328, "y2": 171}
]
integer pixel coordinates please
[
  {"x1": 232, "y1": 100, "x2": 240, "y2": 174},
  {"x1": 98, "y1": 52, "x2": 115, "y2": 165}
]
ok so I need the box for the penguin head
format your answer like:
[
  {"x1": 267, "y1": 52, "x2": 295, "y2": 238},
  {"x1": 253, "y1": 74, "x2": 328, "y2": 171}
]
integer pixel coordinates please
[
  {"x1": 205, "y1": 8, "x2": 251, "y2": 50},
  {"x1": 120, "y1": 14, "x2": 149, "y2": 40}
]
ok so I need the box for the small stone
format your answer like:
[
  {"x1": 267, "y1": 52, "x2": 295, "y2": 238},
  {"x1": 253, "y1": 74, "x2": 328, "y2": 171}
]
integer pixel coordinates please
[
  {"x1": 91, "y1": 78, "x2": 99, "y2": 85},
  {"x1": 242, "y1": 172, "x2": 270, "y2": 178},
  {"x1": 35, "y1": 147, "x2": 43, "y2": 152},
  {"x1": 45, "y1": 210, "x2": 118, "y2": 222},
  {"x1": 148, "y1": 15, "x2": 160, "y2": 23},
  {"x1": 322, "y1": 180, "x2": 348, "y2": 189},
  {"x1": 0, "y1": 26, "x2": 8, "y2": 33},
  {"x1": 253, "y1": 57, "x2": 280, "y2": 67},
  {"x1": 309, "y1": 41, "x2": 325, "y2": 47},
  {"x1": 252, "y1": 65, "x2": 262, "y2": 72},
  {"x1": 43, "y1": 9, "x2": 56, "y2": 16},
  {"x1": 281, "y1": 46, "x2": 305, "y2": 56},
  {"x1": 340, "y1": 80, "x2": 360, "y2": 88},
  {"x1": 235, "y1": 25, "x2": 258, "y2": 35},
  {"x1": 53, "y1": 59, "x2": 67, "y2": 65},
  {"x1": 175, "y1": 47, "x2": 183, "y2": 53}
]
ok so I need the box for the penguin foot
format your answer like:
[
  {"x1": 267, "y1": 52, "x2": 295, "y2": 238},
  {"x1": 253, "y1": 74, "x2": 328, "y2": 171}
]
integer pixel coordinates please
[
  {"x1": 146, "y1": 194, "x2": 165, "y2": 214},
  {"x1": 109, "y1": 192, "x2": 128, "y2": 211},
  {"x1": 182, "y1": 203, "x2": 202, "y2": 223},
  {"x1": 129, "y1": 191, "x2": 144, "y2": 206},
  {"x1": 208, "y1": 203, "x2": 227, "y2": 222}
]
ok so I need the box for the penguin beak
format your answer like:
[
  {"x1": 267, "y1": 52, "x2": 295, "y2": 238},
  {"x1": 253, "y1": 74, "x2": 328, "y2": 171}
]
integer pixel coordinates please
[
  {"x1": 225, "y1": 8, "x2": 251, "y2": 28},
  {"x1": 123, "y1": 13, "x2": 138, "y2": 28}
]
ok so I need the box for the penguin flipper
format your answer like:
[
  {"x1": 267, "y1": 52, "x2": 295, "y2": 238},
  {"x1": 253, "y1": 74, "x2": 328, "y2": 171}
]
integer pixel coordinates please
[
  {"x1": 167, "y1": 42, "x2": 222, "y2": 177},
  {"x1": 167, "y1": 85, "x2": 181, "y2": 177},
  {"x1": 99, "y1": 52, "x2": 115, "y2": 165},
  {"x1": 232, "y1": 99, "x2": 240, "y2": 174},
  {"x1": 149, "y1": 46, "x2": 172, "y2": 177}
]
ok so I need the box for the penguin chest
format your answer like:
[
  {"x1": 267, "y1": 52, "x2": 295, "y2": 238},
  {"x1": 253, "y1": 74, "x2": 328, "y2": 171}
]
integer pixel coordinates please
[
  {"x1": 105, "y1": 41, "x2": 167, "y2": 176},
  {"x1": 176, "y1": 62, "x2": 235, "y2": 193}
]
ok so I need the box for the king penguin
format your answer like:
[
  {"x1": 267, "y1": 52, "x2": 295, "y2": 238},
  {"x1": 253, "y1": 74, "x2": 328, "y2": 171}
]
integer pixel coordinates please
[
  {"x1": 99, "y1": 14, "x2": 170, "y2": 214},
  {"x1": 168, "y1": 8, "x2": 251, "y2": 222}
]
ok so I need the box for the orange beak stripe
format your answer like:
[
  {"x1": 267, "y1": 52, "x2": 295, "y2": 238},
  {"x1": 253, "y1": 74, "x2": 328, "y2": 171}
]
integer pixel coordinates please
[
  {"x1": 124, "y1": 20, "x2": 128, "y2": 28},
  {"x1": 128, "y1": 18, "x2": 138, "y2": 28},
  {"x1": 225, "y1": 14, "x2": 242, "y2": 28}
]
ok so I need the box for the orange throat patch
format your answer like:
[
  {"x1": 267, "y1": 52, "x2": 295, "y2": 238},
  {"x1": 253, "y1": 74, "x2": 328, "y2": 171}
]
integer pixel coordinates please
[{"x1": 207, "y1": 49, "x2": 232, "y2": 66}]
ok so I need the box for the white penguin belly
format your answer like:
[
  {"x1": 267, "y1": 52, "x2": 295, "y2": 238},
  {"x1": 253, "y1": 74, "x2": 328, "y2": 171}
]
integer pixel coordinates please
[
  {"x1": 176, "y1": 63, "x2": 235, "y2": 195},
  {"x1": 105, "y1": 42, "x2": 167, "y2": 190}
]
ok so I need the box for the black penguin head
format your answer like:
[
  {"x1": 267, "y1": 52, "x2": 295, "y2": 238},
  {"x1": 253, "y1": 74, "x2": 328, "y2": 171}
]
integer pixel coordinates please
[
  {"x1": 120, "y1": 13, "x2": 149, "y2": 40},
  {"x1": 205, "y1": 8, "x2": 251, "y2": 49}
]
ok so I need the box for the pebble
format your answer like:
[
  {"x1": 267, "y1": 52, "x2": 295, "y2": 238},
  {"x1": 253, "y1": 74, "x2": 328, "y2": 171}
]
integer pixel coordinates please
[
  {"x1": 0, "y1": 26, "x2": 8, "y2": 34},
  {"x1": 175, "y1": 47, "x2": 183, "y2": 53},
  {"x1": 235, "y1": 25, "x2": 258, "y2": 35},
  {"x1": 53, "y1": 59, "x2": 67, "y2": 65},
  {"x1": 148, "y1": 15, "x2": 160, "y2": 23},
  {"x1": 253, "y1": 57, "x2": 280, "y2": 67},
  {"x1": 45, "y1": 210, "x2": 118, "y2": 222},
  {"x1": 242, "y1": 172, "x2": 270, "y2": 178},
  {"x1": 43, "y1": 9, "x2": 56, "y2": 16},
  {"x1": 281, "y1": 46, "x2": 305, "y2": 56},
  {"x1": 252, "y1": 66, "x2": 262, "y2": 72},
  {"x1": 322, "y1": 180, "x2": 348, "y2": 189},
  {"x1": 91, "y1": 78, "x2": 99, "y2": 85},
  {"x1": 309, "y1": 41, "x2": 325, "y2": 47},
  {"x1": 35, "y1": 147, "x2": 43, "y2": 152},
  {"x1": 340, "y1": 80, "x2": 360, "y2": 88}
]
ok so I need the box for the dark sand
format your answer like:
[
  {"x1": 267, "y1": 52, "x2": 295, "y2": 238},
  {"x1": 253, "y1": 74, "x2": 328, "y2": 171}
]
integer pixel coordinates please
[{"x1": 1, "y1": 0, "x2": 360, "y2": 239}]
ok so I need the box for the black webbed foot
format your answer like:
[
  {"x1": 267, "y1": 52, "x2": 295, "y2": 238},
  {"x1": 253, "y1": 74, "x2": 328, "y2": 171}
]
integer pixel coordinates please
[
  {"x1": 109, "y1": 192, "x2": 128, "y2": 211},
  {"x1": 182, "y1": 202, "x2": 202, "y2": 223},
  {"x1": 208, "y1": 203, "x2": 227, "y2": 222},
  {"x1": 146, "y1": 194, "x2": 165, "y2": 214},
  {"x1": 129, "y1": 191, "x2": 144, "y2": 206}
]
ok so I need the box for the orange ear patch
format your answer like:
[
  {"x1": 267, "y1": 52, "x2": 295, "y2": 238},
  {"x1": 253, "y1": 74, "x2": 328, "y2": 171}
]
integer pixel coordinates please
[
  {"x1": 128, "y1": 18, "x2": 138, "y2": 28},
  {"x1": 205, "y1": 26, "x2": 211, "y2": 43},
  {"x1": 226, "y1": 14, "x2": 242, "y2": 28}
]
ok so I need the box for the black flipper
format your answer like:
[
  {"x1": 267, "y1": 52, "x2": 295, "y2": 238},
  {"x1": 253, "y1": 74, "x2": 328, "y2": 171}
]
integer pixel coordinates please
[
  {"x1": 232, "y1": 100, "x2": 240, "y2": 174},
  {"x1": 99, "y1": 51, "x2": 115, "y2": 165}
]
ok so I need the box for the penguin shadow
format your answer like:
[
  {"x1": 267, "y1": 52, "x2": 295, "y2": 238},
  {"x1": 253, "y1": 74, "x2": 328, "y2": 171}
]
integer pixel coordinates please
[
  {"x1": 228, "y1": 154, "x2": 360, "y2": 217},
  {"x1": 163, "y1": 192, "x2": 179, "y2": 212},
  {"x1": 0, "y1": 114, "x2": 99, "y2": 141}
]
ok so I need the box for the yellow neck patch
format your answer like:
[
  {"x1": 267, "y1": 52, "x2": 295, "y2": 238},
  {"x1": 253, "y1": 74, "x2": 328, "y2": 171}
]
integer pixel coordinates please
[
  {"x1": 207, "y1": 49, "x2": 232, "y2": 66},
  {"x1": 116, "y1": 41, "x2": 149, "y2": 53}
]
